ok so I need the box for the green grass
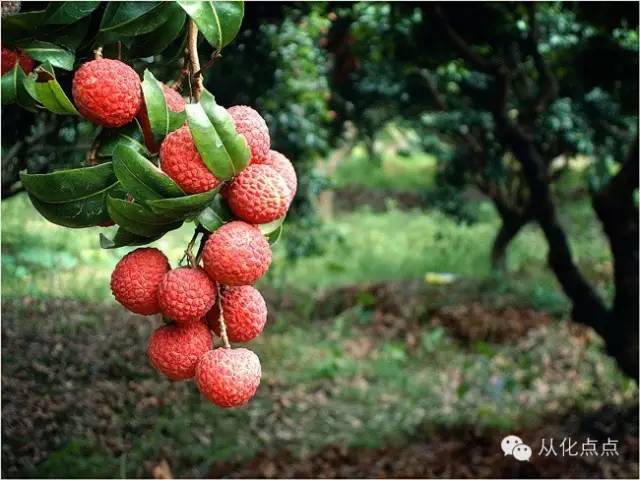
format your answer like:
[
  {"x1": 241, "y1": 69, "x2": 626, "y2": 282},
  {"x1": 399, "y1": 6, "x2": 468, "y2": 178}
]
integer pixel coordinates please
[
  {"x1": 333, "y1": 144, "x2": 437, "y2": 192},
  {"x1": 2, "y1": 186, "x2": 612, "y2": 314}
]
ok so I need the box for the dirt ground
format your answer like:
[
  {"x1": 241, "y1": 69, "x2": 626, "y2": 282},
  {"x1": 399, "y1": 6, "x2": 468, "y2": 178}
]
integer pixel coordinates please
[{"x1": 2, "y1": 292, "x2": 638, "y2": 479}]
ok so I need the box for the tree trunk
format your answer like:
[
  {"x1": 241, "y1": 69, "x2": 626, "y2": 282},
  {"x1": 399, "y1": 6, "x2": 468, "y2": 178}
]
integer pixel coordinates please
[
  {"x1": 491, "y1": 212, "x2": 529, "y2": 271},
  {"x1": 500, "y1": 120, "x2": 637, "y2": 380},
  {"x1": 592, "y1": 138, "x2": 639, "y2": 379}
]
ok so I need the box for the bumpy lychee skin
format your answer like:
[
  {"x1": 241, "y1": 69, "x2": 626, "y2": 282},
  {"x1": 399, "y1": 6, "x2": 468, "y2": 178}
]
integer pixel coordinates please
[
  {"x1": 195, "y1": 348, "x2": 261, "y2": 408},
  {"x1": 72, "y1": 59, "x2": 142, "y2": 128},
  {"x1": 207, "y1": 286, "x2": 267, "y2": 342},
  {"x1": 227, "y1": 105, "x2": 270, "y2": 164},
  {"x1": 263, "y1": 150, "x2": 297, "y2": 204},
  {"x1": 203, "y1": 221, "x2": 272, "y2": 286},
  {"x1": 160, "y1": 126, "x2": 221, "y2": 194},
  {"x1": 138, "y1": 84, "x2": 185, "y2": 152},
  {"x1": 147, "y1": 320, "x2": 212, "y2": 380},
  {"x1": 110, "y1": 248, "x2": 170, "y2": 315},
  {"x1": 157, "y1": 267, "x2": 217, "y2": 324},
  {"x1": 227, "y1": 164, "x2": 290, "y2": 224},
  {"x1": 1, "y1": 47, "x2": 34, "y2": 74}
]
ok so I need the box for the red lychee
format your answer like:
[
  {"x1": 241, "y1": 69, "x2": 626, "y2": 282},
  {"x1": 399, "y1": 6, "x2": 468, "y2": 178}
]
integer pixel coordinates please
[
  {"x1": 138, "y1": 83, "x2": 185, "y2": 152},
  {"x1": 72, "y1": 59, "x2": 142, "y2": 127},
  {"x1": 263, "y1": 150, "x2": 297, "y2": 204},
  {"x1": 160, "y1": 125, "x2": 221, "y2": 194},
  {"x1": 195, "y1": 348, "x2": 261, "y2": 407},
  {"x1": 1, "y1": 47, "x2": 34, "y2": 75},
  {"x1": 157, "y1": 267, "x2": 217, "y2": 324},
  {"x1": 147, "y1": 320, "x2": 212, "y2": 380},
  {"x1": 110, "y1": 247, "x2": 170, "y2": 315},
  {"x1": 202, "y1": 221, "x2": 272, "y2": 286},
  {"x1": 226, "y1": 164, "x2": 290, "y2": 224},
  {"x1": 207, "y1": 286, "x2": 267, "y2": 343},
  {"x1": 227, "y1": 105, "x2": 270, "y2": 164}
]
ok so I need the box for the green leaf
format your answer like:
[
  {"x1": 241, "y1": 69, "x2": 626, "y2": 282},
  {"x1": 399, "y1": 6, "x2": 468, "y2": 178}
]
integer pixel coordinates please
[
  {"x1": 1, "y1": 65, "x2": 37, "y2": 110},
  {"x1": 1, "y1": 10, "x2": 47, "y2": 43},
  {"x1": 186, "y1": 98, "x2": 249, "y2": 180},
  {"x1": 129, "y1": 11, "x2": 187, "y2": 58},
  {"x1": 99, "y1": 2, "x2": 182, "y2": 37},
  {"x1": 266, "y1": 224, "x2": 283, "y2": 245},
  {"x1": 141, "y1": 70, "x2": 184, "y2": 143},
  {"x1": 44, "y1": 1, "x2": 100, "y2": 25},
  {"x1": 98, "y1": 122, "x2": 148, "y2": 158},
  {"x1": 177, "y1": 1, "x2": 244, "y2": 50},
  {"x1": 20, "y1": 162, "x2": 117, "y2": 204},
  {"x1": 23, "y1": 64, "x2": 79, "y2": 115},
  {"x1": 17, "y1": 40, "x2": 75, "y2": 71},
  {"x1": 113, "y1": 144, "x2": 184, "y2": 201},
  {"x1": 145, "y1": 186, "x2": 220, "y2": 221},
  {"x1": 201, "y1": 90, "x2": 250, "y2": 172},
  {"x1": 100, "y1": 227, "x2": 162, "y2": 249},
  {"x1": 49, "y1": 18, "x2": 92, "y2": 50},
  {"x1": 106, "y1": 196, "x2": 182, "y2": 237},
  {"x1": 258, "y1": 215, "x2": 285, "y2": 235},
  {"x1": 28, "y1": 186, "x2": 117, "y2": 228},
  {"x1": 196, "y1": 196, "x2": 232, "y2": 232}
]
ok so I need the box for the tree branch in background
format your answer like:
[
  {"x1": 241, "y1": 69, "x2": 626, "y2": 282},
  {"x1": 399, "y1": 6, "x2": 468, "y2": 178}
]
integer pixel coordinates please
[{"x1": 526, "y1": 3, "x2": 558, "y2": 114}]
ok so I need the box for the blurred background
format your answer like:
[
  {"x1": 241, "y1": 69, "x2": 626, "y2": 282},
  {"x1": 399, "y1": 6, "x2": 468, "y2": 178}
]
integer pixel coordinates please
[{"x1": 2, "y1": 1, "x2": 639, "y2": 478}]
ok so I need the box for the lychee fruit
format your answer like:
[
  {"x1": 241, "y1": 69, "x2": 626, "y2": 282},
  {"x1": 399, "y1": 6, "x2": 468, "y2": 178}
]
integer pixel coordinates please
[
  {"x1": 72, "y1": 58, "x2": 142, "y2": 128},
  {"x1": 195, "y1": 348, "x2": 261, "y2": 407},
  {"x1": 1, "y1": 1, "x2": 21, "y2": 18},
  {"x1": 263, "y1": 150, "x2": 297, "y2": 204},
  {"x1": 1, "y1": 47, "x2": 34, "y2": 75},
  {"x1": 207, "y1": 286, "x2": 267, "y2": 342},
  {"x1": 138, "y1": 83, "x2": 185, "y2": 152},
  {"x1": 110, "y1": 247, "x2": 170, "y2": 315},
  {"x1": 160, "y1": 125, "x2": 221, "y2": 194},
  {"x1": 226, "y1": 164, "x2": 290, "y2": 224},
  {"x1": 227, "y1": 105, "x2": 270, "y2": 164},
  {"x1": 157, "y1": 267, "x2": 216, "y2": 324},
  {"x1": 147, "y1": 320, "x2": 212, "y2": 380},
  {"x1": 202, "y1": 221, "x2": 272, "y2": 286}
]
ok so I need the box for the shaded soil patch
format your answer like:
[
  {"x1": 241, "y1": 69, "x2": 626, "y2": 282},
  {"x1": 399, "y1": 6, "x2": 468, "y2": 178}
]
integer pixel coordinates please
[
  {"x1": 332, "y1": 186, "x2": 426, "y2": 212},
  {"x1": 211, "y1": 404, "x2": 639, "y2": 479},
  {"x1": 312, "y1": 281, "x2": 571, "y2": 345}
]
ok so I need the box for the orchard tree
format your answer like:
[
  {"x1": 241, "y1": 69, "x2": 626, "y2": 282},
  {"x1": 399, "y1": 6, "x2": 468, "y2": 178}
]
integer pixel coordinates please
[
  {"x1": 326, "y1": 2, "x2": 638, "y2": 378},
  {"x1": 1, "y1": 1, "x2": 301, "y2": 406}
]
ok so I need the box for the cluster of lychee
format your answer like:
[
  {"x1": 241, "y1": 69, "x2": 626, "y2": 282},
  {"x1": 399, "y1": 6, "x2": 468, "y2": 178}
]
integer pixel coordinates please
[
  {"x1": 1, "y1": 46, "x2": 35, "y2": 75},
  {"x1": 70, "y1": 58, "x2": 296, "y2": 407}
]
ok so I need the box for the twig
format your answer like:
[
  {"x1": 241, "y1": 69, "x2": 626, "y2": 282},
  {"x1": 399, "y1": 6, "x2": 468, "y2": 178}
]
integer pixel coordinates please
[
  {"x1": 180, "y1": 228, "x2": 201, "y2": 267},
  {"x1": 194, "y1": 50, "x2": 221, "y2": 77},
  {"x1": 93, "y1": 46, "x2": 103, "y2": 60},
  {"x1": 195, "y1": 231, "x2": 210, "y2": 265},
  {"x1": 186, "y1": 18, "x2": 203, "y2": 101},
  {"x1": 86, "y1": 128, "x2": 105, "y2": 165},
  {"x1": 216, "y1": 284, "x2": 231, "y2": 349}
]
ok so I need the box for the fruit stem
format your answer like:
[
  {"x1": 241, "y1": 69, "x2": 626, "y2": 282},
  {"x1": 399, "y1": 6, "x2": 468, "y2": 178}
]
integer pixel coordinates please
[
  {"x1": 195, "y1": 231, "x2": 210, "y2": 265},
  {"x1": 181, "y1": 228, "x2": 201, "y2": 267},
  {"x1": 186, "y1": 18, "x2": 203, "y2": 102},
  {"x1": 216, "y1": 284, "x2": 231, "y2": 349},
  {"x1": 93, "y1": 47, "x2": 103, "y2": 60}
]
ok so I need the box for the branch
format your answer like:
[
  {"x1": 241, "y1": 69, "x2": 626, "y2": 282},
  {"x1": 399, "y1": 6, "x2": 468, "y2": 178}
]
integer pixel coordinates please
[
  {"x1": 526, "y1": 4, "x2": 558, "y2": 114},
  {"x1": 430, "y1": 4, "x2": 501, "y2": 74},
  {"x1": 186, "y1": 18, "x2": 203, "y2": 101}
]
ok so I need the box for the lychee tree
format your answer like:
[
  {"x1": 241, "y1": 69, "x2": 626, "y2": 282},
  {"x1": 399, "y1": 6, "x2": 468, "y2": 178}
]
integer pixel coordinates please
[{"x1": 2, "y1": 0, "x2": 296, "y2": 406}]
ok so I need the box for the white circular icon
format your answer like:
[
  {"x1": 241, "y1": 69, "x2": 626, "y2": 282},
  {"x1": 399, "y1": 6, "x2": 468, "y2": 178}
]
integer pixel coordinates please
[
  {"x1": 512, "y1": 444, "x2": 532, "y2": 462},
  {"x1": 501, "y1": 435, "x2": 524, "y2": 456}
]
